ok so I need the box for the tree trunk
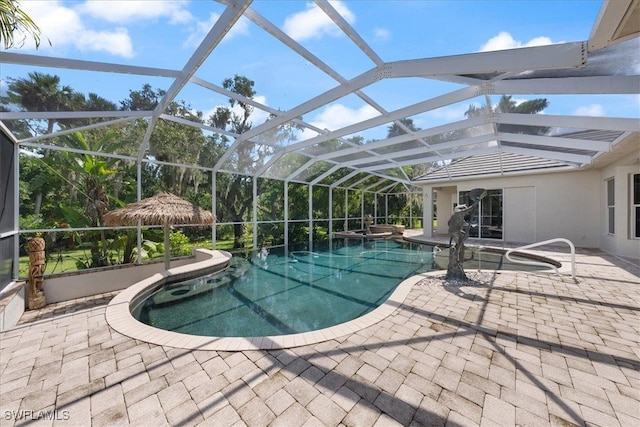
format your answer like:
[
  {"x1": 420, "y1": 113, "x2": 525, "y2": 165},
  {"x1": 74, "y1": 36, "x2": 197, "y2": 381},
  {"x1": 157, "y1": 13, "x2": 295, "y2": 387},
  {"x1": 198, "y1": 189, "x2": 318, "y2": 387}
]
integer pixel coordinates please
[{"x1": 233, "y1": 221, "x2": 244, "y2": 248}]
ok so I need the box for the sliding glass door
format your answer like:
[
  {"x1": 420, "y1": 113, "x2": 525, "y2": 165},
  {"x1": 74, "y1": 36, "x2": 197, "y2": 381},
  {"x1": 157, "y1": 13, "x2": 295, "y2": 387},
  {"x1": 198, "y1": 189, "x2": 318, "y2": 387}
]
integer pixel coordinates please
[{"x1": 459, "y1": 189, "x2": 503, "y2": 240}]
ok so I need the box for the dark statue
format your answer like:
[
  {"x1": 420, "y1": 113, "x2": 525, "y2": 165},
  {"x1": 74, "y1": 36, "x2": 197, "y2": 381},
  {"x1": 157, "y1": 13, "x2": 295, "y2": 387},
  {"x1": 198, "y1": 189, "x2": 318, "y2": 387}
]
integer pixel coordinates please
[{"x1": 446, "y1": 188, "x2": 487, "y2": 281}]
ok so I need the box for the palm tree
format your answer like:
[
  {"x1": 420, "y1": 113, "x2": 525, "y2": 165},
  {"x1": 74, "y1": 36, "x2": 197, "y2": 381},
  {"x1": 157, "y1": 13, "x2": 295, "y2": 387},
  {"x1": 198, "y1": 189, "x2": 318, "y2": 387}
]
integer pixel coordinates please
[
  {"x1": 0, "y1": 0, "x2": 43, "y2": 49},
  {"x1": 7, "y1": 72, "x2": 81, "y2": 214},
  {"x1": 387, "y1": 118, "x2": 434, "y2": 179},
  {"x1": 465, "y1": 95, "x2": 549, "y2": 135}
]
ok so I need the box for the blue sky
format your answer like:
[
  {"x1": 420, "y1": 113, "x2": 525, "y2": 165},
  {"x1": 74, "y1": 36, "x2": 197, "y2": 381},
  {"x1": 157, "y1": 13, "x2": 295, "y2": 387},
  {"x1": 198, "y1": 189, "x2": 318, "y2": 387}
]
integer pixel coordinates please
[{"x1": 2, "y1": 0, "x2": 638, "y2": 142}]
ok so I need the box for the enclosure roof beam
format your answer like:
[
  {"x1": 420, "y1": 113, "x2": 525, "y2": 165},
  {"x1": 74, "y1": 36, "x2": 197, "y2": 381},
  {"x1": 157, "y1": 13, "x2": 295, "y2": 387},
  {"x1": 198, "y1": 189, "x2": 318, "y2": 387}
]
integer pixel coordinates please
[
  {"x1": 224, "y1": 39, "x2": 562, "y2": 166},
  {"x1": 159, "y1": 114, "x2": 238, "y2": 138},
  {"x1": 212, "y1": 66, "x2": 383, "y2": 172},
  {"x1": 286, "y1": 158, "x2": 318, "y2": 182},
  {"x1": 388, "y1": 42, "x2": 587, "y2": 78},
  {"x1": 364, "y1": 147, "x2": 500, "y2": 172},
  {"x1": 18, "y1": 116, "x2": 141, "y2": 143},
  {"x1": 372, "y1": 181, "x2": 399, "y2": 194},
  {"x1": 329, "y1": 170, "x2": 361, "y2": 189},
  {"x1": 310, "y1": 164, "x2": 343, "y2": 186},
  {"x1": 243, "y1": 6, "x2": 347, "y2": 83},
  {"x1": 315, "y1": 0, "x2": 384, "y2": 67},
  {"x1": 0, "y1": 51, "x2": 181, "y2": 78},
  {"x1": 241, "y1": 3, "x2": 404, "y2": 170},
  {"x1": 493, "y1": 75, "x2": 639, "y2": 95},
  {"x1": 363, "y1": 177, "x2": 391, "y2": 192},
  {"x1": 191, "y1": 76, "x2": 283, "y2": 117},
  {"x1": 337, "y1": 134, "x2": 496, "y2": 168},
  {"x1": 346, "y1": 175, "x2": 375, "y2": 191},
  {"x1": 139, "y1": 0, "x2": 251, "y2": 163},
  {"x1": 496, "y1": 132, "x2": 614, "y2": 152},
  {"x1": 19, "y1": 141, "x2": 137, "y2": 162},
  {"x1": 275, "y1": 86, "x2": 480, "y2": 160},
  {"x1": 315, "y1": 116, "x2": 487, "y2": 162},
  {"x1": 497, "y1": 113, "x2": 639, "y2": 132},
  {"x1": 0, "y1": 110, "x2": 151, "y2": 120}
]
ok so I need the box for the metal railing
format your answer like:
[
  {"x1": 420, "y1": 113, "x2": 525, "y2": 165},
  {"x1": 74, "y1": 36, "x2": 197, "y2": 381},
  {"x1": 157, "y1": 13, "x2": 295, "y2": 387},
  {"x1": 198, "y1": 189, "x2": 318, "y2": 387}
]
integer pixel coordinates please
[{"x1": 505, "y1": 238, "x2": 576, "y2": 280}]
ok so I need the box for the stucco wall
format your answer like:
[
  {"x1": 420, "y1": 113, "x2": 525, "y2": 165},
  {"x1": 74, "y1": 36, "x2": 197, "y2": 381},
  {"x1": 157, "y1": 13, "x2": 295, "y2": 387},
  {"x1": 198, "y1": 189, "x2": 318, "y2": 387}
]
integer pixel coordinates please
[
  {"x1": 435, "y1": 186, "x2": 456, "y2": 235},
  {"x1": 426, "y1": 169, "x2": 603, "y2": 249},
  {"x1": 600, "y1": 162, "x2": 640, "y2": 259},
  {"x1": 504, "y1": 186, "x2": 535, "y2": 244}
]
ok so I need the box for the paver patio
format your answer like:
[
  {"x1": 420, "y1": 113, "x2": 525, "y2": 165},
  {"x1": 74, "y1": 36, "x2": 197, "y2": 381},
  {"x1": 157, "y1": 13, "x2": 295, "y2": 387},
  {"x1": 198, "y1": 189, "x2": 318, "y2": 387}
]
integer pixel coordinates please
[{"x1": 1, "y1": 245, "x2": 638, "y2": 426}]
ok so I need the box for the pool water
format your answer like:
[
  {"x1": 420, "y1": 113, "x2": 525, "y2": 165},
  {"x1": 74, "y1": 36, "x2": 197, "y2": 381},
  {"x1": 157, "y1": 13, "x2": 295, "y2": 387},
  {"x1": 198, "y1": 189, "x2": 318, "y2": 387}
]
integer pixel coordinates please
[
  {"x1": 131, "y1": 239, "x2": 547, "y2": 337},
  {"x1": 133, "y1": 240, "x2": 441, "y2": 337}
]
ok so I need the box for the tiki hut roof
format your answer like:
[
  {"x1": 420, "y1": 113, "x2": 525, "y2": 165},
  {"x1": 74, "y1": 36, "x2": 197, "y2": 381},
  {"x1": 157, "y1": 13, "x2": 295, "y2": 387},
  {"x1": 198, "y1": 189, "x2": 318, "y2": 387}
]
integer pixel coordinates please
[{"x1": 103, "y1": 192, "x2": 214, "y2": 226}]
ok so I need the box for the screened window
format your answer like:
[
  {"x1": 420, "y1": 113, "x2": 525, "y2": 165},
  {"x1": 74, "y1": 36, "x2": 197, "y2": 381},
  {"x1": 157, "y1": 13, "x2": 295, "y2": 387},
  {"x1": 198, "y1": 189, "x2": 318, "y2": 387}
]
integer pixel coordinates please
[
  {"x1": 633, "y1": 174, "x2": 640, "y2": 239},
  {"x1": 607, "y1": 178, "x2": 615, "y2": 235}
]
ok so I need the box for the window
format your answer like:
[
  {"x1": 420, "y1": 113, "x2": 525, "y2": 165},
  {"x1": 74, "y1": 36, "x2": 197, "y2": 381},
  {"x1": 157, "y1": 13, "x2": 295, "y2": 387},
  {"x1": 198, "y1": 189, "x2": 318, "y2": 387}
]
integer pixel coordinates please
[
  {"x1": 607, "y1": 178, "x2": 615, "y2": 235},
  {"x1": 633, "y1": 174, "x2": 640, "y2": 239},
  {"x1": 458, "y1": 189, "x2": 503, "y2": 240}
]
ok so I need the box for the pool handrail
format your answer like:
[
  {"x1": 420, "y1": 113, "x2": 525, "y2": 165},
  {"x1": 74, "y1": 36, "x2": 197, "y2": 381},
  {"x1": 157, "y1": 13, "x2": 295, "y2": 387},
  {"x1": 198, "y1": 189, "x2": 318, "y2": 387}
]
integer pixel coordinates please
[{"x1": 505, "y1": 238, "x2": 576, "y2": 280}]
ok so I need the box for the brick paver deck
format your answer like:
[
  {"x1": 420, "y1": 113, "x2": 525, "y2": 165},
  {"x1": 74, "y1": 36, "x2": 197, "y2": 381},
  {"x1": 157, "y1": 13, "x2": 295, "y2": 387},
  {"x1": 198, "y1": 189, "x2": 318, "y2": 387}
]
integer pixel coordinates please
[{"x1": 1, "y1": 246, "x2": 638, "y2": 426}]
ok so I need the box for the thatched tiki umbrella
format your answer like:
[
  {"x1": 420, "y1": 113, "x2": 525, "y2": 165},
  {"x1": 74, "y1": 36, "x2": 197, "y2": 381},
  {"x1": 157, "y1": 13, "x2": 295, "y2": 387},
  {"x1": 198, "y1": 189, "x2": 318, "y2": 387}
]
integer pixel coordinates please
[{"x1": 104, "y1": 192, "x2": 215, "y2": 270}]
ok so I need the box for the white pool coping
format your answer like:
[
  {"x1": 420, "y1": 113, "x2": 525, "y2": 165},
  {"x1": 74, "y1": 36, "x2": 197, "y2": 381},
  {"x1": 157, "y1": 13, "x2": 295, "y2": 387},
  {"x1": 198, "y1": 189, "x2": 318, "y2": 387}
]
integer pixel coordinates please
[{"x1": 105, "y1": 249, "x2": 438, "y2": 351}]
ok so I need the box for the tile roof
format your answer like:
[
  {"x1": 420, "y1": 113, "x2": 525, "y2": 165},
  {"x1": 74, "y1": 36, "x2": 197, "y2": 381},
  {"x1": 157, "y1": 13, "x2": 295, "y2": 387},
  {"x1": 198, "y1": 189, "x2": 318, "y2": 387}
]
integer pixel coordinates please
[{"x1": 415, "y1": 151, "x2": 572, "y2": 182}]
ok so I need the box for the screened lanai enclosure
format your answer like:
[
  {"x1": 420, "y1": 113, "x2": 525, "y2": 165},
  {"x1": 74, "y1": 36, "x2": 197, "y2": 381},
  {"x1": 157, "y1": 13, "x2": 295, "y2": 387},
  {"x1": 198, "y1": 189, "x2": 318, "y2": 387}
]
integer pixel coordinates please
[{"x1": 1, "y1": 0, "x2": 638, "y2": 290}]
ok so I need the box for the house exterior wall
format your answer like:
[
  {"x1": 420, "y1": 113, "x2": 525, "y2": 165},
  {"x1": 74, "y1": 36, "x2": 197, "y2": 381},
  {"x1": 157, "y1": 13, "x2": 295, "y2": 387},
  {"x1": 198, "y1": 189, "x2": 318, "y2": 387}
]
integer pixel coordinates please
[
  {"x1": 424, "y1": 169, "x2": 603, "y2": 248},
  {"x1": 600, "y1": 161, "x2": 640, "y2": 259},
  {"x1": 457, "y1": 170, "x2": 601, "y2": 248},
  {"x1": 423, "y1": 161, "x2": 639, "y2": 259},
  {"x1": 504, "y1": 186, "x2": 536, "y2": 244},
  {"x1": 435, "y1": 187, "x2": 456, "y2": 235}
]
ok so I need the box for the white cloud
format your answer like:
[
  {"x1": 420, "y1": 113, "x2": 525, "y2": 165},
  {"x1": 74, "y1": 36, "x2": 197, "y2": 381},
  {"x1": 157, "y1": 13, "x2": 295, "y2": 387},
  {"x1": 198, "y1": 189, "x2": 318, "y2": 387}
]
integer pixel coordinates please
[
  {"x1": 183, "y1": 13, "x2": 250, "y2": 48},
  {"x1": 297, "y1": 103, "x2": 378, "y2": 140},
  {"x1": 76, "y1": 28, "x2": 134, "y2": 57},
  {"x1": 373, "y1": 27, "x2": 390, "y2": 42},
  {"x1": 314, "y1": 103, "x2": 378, "y2": 129},
  {"x1": 283, "y1": 1, "x2": 355, "y2": 41},
  {"x1": 426, "y1": 104, "x2": 470, "y2": 121},
  {"x1": 479, "y1": 31, "x2": 556, "y2": 52},
  {"x1": 77, "y1": 1, "x2": 192, "y2": 24},
  {"x1": 574, "y1": 104, "x2": 606, "y2": 117},
  {"x1": 16, "y1": 1, "x2": 134, "y2": 57}
]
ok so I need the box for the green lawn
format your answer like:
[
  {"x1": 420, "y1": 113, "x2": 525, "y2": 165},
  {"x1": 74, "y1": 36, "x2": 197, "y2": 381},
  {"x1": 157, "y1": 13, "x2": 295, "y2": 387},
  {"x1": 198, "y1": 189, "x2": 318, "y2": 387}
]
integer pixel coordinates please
[{"x1": 18, "y1": 238, "x2": 237, "y2": 278}]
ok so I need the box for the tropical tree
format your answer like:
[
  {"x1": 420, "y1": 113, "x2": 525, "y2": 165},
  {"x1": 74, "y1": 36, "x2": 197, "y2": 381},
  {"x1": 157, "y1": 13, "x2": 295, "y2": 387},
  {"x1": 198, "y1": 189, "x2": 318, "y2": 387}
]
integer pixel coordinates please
[
  {"x1": 0, "y1": 0, "x2": 44, "y2": 49},
  {"x1": 120, "y1": 84, "x2": 208, "y2": 196},
  {"x1": 465, "y1": 95, "x2": 549, "y2": 134},
  {"x1": 208, "y1": 75, "x2": 303, "y2": 248},
  {"x1": 386, "y1": 117, "x2": 434, "y2": 179},
  {"x1": 5, "y1": 72, "x2": 80, "y2": 135},
  {"x1": 46, "y1": 132, "x2": 129, "y2": 267},
  {"x1": 207, "y1": 76, "x2": 256, "y2": 248},
  {"x1": 5, "y1": 72, "x2": 82, "y2": 214}
]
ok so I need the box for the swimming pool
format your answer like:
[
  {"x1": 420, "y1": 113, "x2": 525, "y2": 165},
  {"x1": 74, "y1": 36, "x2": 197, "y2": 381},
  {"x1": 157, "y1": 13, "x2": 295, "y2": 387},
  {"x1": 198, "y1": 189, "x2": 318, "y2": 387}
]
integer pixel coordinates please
[
  {"x1": 132, "y1": 240, "x2": 440, "y2": 337},
  {"x1": 130, "y1": 239, "x2": 549, "y2": 338}
]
